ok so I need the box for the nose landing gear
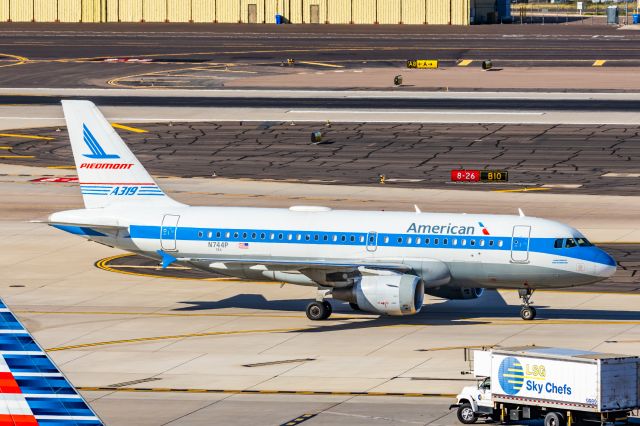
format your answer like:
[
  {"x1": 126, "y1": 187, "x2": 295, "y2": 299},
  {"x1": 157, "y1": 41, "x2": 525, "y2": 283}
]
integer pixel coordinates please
[{"x1": 519, "y1": 288, "x2": 536, "y2": 320}]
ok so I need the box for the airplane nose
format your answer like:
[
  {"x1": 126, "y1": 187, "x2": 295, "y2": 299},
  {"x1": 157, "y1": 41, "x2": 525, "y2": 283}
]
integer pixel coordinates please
[{"x1": 594, "y1": 249, "x2": 617, "y2": 278}]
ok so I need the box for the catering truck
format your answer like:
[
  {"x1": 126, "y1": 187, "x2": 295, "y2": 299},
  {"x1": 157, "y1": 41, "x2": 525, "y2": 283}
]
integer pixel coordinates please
[{"x1": 450, "y1": 347, "x2": 640, "y2": 426}]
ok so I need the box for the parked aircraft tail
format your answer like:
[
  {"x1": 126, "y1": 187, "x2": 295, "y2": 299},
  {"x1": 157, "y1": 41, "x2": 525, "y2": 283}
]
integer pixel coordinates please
[{"x1": 62, "y1": 100, "x2": 182, "y2": 209}]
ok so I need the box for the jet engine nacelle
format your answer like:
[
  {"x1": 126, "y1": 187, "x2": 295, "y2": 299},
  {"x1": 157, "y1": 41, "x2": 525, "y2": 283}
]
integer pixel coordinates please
[
  {"x1": 425, "y1": 286, "x2": 484, "y2": 300},
  {"x1": 332, "y1": 273, "x2": 424, "y2": 316}
]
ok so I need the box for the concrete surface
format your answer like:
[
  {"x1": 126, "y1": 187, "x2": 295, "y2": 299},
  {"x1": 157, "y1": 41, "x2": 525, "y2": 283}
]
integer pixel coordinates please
[{"x1": 1, "y1": 161, "x2": 640, "y2": 425}]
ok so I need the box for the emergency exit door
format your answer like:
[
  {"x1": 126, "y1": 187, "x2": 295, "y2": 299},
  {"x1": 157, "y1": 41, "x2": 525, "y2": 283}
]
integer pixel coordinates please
[
  {"x1": 511, "y1": 225, "x2": 531, "y2": 263},
  {"x1": 161, "y1": 214, "x2": 180, "y2": 251}
]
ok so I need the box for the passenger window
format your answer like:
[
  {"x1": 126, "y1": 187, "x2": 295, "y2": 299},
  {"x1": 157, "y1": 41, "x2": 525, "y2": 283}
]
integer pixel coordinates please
[
  {"x1": 242, "y1": 232, "x2": 247, "y2": 238},
  {"x1": 233, "y1": 232, "x2": 239, "y2": 238},
  {"x1": 443, "y1": 238, "x2": 448, "y2": 245},
  {"x1": 207, "y1": 231, "x2": 212, "y2": 239},
  {"x1": 554, "y1": 239, "x2": 563, "y2": 249},
  {"x1": 461, "y1": 239, "x2": 467, "y2": 246},
  {"x1": 270, "y1": 233, "x2": 275, "y2": 240},
  {"x1": 359, "y1": 236, "x2": 364, "y2": 243},
  {"x1": 565, "y1": 238, "x2": 577, "y2": 248},
  {"x1": 350, "y1": 235, "x2": 355, "y2": 242},
  {"x1": 278, "y1": 233, "x2": 283, "y2": 240},
  {"x1": 251, "y1": 233, "x2": 256, "y2": 239},
  {"x1": 198, "y1": 231, "x2": 203, "y2": 238},
  {"x1": 315, "y1": 235, "x2": 319, "y2": 241},
  {"x1": 384, "y1": 236, "x2": 389, "y2": 243},
  {"x1": 287, "y1": 234, "x2": 292, "y2": 240},
  {"x1": 470, "y1": 240, "x2": 475, "y2": 246},
  {"x1": 332, "y1": 235, "x2": 337, "y2": 242},
  {"x1": 216, "y1": 232, "x2": 221, "y2": 238},
  {"x1": 226, "y1": 232, "x2": 231, "y2": 238},
  {"x1": 260, "y1": 233, "x2": 265, "y2": 239},
  {"x1": 305, "y1": 235, "x2": 310, "y2": 241},
  {"x1": 407, "y1": 237, "x2": 412, "y2": 244},
  {"x1": 416, "y1": 237, "x2": 421, "y2": 244},
  {"x1": 397, "y1": 237, "x2": 403, "y2": 243},
  {"x1": 498, "y1": 240, "x2": 503, "y2": 247},
  {"x1": 489, "y1": 240, "x2": 494, "y2": 247},
  {"x1": 480, "y1": 240, "x2": 485, "y2": 247},
  {"x1": 434, "y1": 238, "x2": 439, "y2": 245},
  {"x1": 425, "y1": 238, "x2": 430, "y2": 245},
  {"x1": 324, "y1": 235, "x2": 329, "y2": 241},
  {"x1": 453, "y1": 239, "x2": 458, "y2": 246},
  {"x1": 341, "y1": 235, "x2": 346, "y2": 242},
  {"x1": 296, "y1": 234, "x2": 302, "y2": 241}
]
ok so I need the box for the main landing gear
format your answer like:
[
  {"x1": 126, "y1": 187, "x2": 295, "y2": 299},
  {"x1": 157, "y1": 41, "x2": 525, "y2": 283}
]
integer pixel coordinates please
[
  {"x1": 519, "y1": 288, "x2": 537, "y2": 321},
  {"x1": 306, "y1": 287, "x2": 332, "y2": 320}
]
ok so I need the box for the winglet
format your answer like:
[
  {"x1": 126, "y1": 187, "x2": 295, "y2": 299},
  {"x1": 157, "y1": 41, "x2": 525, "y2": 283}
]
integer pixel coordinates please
[
  {"x1": 518, "y1": 208, "x2": 525, "y2": 217},
  {"x1": 156, "y1": 249, "x2": 177, "y2": 269}
]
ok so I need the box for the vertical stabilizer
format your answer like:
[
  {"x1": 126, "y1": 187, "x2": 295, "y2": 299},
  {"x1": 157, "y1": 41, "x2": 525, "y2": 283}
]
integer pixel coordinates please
[{"x1": 62, "y1": 100, "x2": 182, "y2": 209}]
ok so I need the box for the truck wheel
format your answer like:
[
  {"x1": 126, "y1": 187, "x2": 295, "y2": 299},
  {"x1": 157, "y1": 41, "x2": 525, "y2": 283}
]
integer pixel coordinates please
[
  {"x1": 544, "y1": 412, "x2": 564, "y2": 426},
  {"x1": 456, "y1": 403, "x2": 478, "y2": 424}
]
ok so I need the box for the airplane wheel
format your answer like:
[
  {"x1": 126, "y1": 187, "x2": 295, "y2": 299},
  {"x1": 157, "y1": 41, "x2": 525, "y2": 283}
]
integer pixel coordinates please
[
  {"x1": 520, "y1": 306, "x2": 536, "y2": 321},
  {"x1": 306, "y1": 301, "x2": 328, "y2": 321},
  {"x1": 322, "y1": 301, "x2": 333, "y2": 318},
  {"x1": 349, "y1": 302, "x2": 360, "y2": 311}
]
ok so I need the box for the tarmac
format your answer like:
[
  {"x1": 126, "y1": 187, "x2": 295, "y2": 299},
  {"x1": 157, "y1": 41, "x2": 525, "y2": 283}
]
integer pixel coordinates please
[
  {"x1": 1, "y1": 162, "x2": 640, "y2": 425},
  {"x1": 1, "y1": 120, "x2": 640, "y2": 196}
]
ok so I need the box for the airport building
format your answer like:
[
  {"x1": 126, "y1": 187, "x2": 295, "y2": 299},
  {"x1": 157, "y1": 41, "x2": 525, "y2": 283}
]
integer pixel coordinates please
[{"x1": 0, "y1": 0, "x2": 505, "y2": 25}]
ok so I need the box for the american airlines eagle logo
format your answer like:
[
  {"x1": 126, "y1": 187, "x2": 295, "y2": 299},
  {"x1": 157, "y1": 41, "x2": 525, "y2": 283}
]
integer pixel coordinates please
[
  {"x1": 82, "y1": 123, "x2": 120, "y2": 159},
  {"x1": 478, "y1": 222, "x2": 490, "y2": 235}
]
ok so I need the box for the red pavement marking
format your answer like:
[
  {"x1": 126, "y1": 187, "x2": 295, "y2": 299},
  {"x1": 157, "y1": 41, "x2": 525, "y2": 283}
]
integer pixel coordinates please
[{"x1": 30, "y1": 177, "x2": 79, "y2": 183}]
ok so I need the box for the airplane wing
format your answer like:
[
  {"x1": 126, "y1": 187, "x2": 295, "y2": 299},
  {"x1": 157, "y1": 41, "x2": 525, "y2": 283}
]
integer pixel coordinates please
[{"x1": 0, "y1": 298, "x2": 103, "y2": 425}]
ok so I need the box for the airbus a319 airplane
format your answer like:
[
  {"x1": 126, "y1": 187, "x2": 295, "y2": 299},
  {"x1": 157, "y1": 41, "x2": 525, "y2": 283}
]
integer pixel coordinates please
[{"x1": 49, "y1": 101, "x2": 617, "y2": 321}]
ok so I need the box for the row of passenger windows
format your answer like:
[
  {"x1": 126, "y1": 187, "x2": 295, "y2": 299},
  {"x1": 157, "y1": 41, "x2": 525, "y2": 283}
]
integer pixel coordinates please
[
  {"x1": 194, "y1": 230, "x2": 504, "y2": 248},
  {"x1": 390, "y1": 236, "x2": 504, "y2": 248},
  {"x1": 197, "y1": 230, "x2": 364, "y2": 243},
  {"x1": 554, "y1": 237, "x2": 593, "y2": 249}
]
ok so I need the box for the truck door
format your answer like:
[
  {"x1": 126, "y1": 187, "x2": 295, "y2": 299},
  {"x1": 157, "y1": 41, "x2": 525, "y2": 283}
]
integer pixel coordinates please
[
  {"x1": 160, "y1": 214, "x2": 180, "y2": 251},
  {"x1": 477, "y1": 377, "x2": 493, "y2": 408},
  {"x1": 511, "y1": 225, "x2": 531, "y2": 263}
]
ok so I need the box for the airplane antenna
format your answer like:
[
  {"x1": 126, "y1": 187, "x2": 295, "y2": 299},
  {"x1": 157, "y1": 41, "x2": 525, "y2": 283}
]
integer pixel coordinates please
[
  {"x1": 414, "y1": 204, "x2": 421, "y2": 214},
  {"x1": 518, "y1": 208, "x2": 525, "y2": 217}
]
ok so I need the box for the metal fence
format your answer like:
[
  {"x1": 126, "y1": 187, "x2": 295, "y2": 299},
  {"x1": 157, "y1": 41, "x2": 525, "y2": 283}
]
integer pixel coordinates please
[{"x1": 510, "y1": 0, "x2": 639, "y2": 25}]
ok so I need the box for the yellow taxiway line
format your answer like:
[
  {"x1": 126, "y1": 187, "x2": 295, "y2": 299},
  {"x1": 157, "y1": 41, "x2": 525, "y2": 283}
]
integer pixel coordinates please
[
  {"x1": 0, "y1": 155, "x2": 34, "y2": 159},
  {"x1": 297, "y1": 61, "x2": 344, "y2": 68},
  {"x1": 46, "y1": 327, "x2": 309, "y2": 352},
  {"x1": 76, "y1": 386, "x2": 456, "y2": 398},
  {"x1": 0, "y1": 133, "x2": 54, "y2": 140},
  {"x1": 111, "y1": 123, "x2": 148, "y2": 133},
  {"x1": 457, "y1": 59, "x2": 473, "y2": 66}
]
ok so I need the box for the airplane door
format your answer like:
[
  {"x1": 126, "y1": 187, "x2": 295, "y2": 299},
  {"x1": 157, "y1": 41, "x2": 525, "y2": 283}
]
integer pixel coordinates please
[
  {"x1": 366, "y1": 231, "x2": 378, "y2": 252},
  {"x1": 511, "y1": 225, "x2": 531, "y2": 263},
  {"x1": 160, "y1": 214, "x2": 180, "y2": 251}
]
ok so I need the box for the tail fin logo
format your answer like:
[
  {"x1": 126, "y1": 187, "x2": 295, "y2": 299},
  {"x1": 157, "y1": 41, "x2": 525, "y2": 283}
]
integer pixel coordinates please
[
  {"x1": 82, "y1": 123, "x2": 120, "y2": 159},
  {"x1": 479, "y1": 222, "x2": 490, "y2": 235}
]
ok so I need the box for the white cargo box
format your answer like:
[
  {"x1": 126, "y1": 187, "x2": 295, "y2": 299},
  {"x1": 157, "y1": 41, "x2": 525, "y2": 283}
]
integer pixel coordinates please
[{"x1": 474, "y1": 346, "x2": 640, "y2": 413}]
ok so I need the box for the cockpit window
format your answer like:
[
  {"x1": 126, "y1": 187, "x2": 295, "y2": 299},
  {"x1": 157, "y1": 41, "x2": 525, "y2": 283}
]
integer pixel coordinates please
[
  {"x1": 565, "y1": 238, "x2": 577, "y2": 248},
  {"x1": 554, "y1": 239, "x2": 563, "y2": 249},
  {"x1": 576, "y1": 238, "x2": 593, "y2": 247}
]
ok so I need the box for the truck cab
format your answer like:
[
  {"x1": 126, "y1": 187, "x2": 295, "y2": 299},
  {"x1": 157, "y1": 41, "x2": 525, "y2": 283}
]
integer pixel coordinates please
[{"x1": 451, "y1": 377, "x2": 497, "y2": 424}]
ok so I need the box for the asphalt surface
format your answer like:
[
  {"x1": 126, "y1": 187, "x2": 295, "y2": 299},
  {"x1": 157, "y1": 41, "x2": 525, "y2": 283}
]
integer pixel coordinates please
[
  {"x1": 4, "y1": 94, "x2": 640, "y2": 110},
  {"x1": 4, "y1": 121, "x2": 640, "y2": 195},
  {"x1": 2, "y1": 24, "x2": 640, "y2": 88},
  {"x1": 103, "y1": 243, "x2": 640, "y2": 294}
]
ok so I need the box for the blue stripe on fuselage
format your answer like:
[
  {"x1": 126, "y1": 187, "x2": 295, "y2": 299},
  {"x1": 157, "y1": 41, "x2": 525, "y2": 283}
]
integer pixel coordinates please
[{"x1": 129, "y1": 225, "x2": 615, "y2": 267}]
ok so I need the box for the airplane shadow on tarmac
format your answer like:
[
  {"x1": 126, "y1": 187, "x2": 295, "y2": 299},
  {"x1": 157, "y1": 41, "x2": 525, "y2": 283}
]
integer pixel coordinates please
[{"x1": 174, "y1": 289, "x2": 640, "y2": 331}]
